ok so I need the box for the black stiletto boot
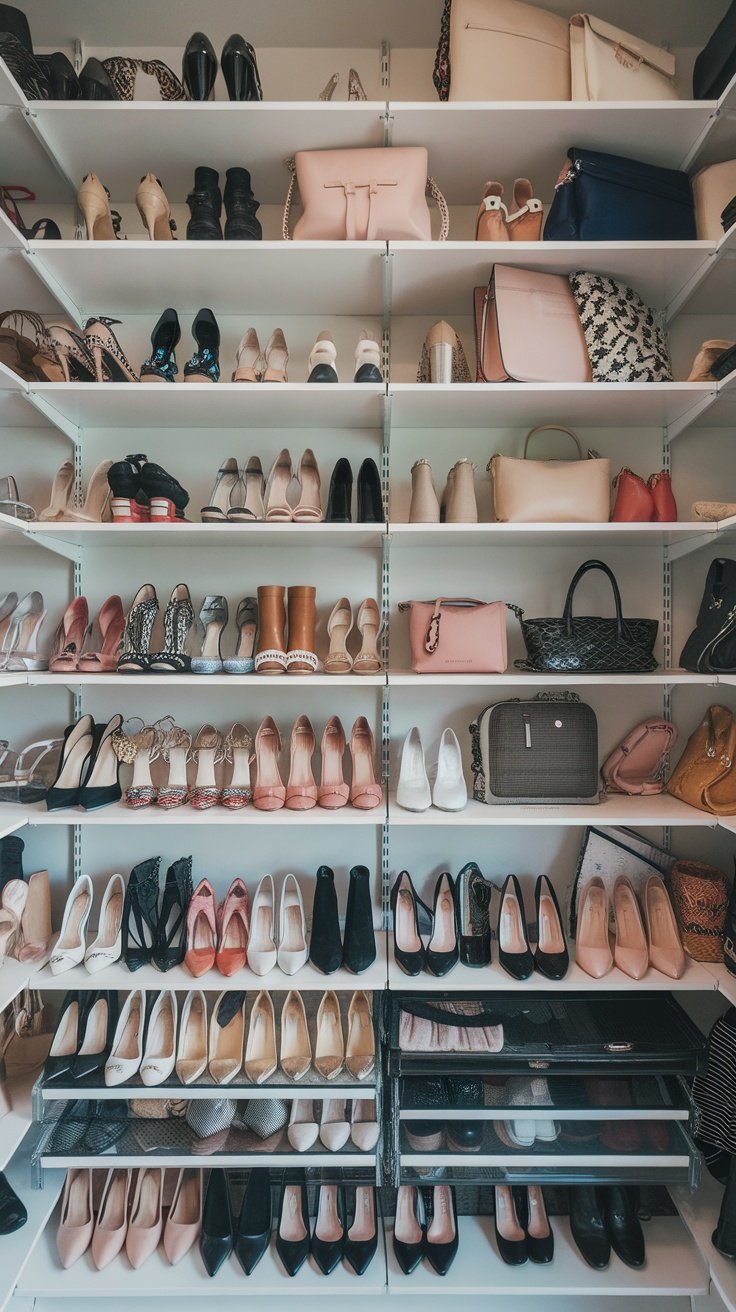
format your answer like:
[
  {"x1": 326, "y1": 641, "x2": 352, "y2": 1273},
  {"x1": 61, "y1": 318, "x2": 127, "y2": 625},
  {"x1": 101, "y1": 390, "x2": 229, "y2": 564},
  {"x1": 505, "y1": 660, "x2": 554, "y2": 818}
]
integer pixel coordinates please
[
  {"x1": 79, "y1": 56, "x2": 118, "y2": 99},
  {"x1": 357, "y1": 458, "x2": 383, "y2": 523},
  {"x1": 182, "y1": 32, "x2": 217, "y2": 101},
  {"x1": 184, "y1": 308, "x2": 221, "y2": 382},
  {"x1": 221, "y1": 35, "x2": 263, "y2": 101},
  {"x1": 223, "y1": 167, "x2": 262, "y2": 241},
  {"x1": 122, "y1": 857, "x2": 160, "y2": 971},
  {"x1": 140, "y1": 308, "x2": 181, "y2": 383},
  {"x1": 186, "y1": 166, "x2": 222, "y2": 241},
  {"x1": 309, "y1": 865, "x2": 343, "y2": 974},
  {"x1": 343, "y1": 864, "x2": 377, "y2": 973},
  {"x1": 152, "y1": 857, "x2": 193, "y2": 971},
  {"x1": 0, "y1": 834, "x2": 23, "y2": 893},
  {"x1": 326, "y1": 458, "x2": 353, "y2": 523}
]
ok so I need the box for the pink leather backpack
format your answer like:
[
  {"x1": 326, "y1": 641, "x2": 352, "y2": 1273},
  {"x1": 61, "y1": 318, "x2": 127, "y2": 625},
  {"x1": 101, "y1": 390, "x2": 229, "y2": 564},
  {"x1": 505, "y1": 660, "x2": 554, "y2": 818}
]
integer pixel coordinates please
[{"x1": 601, "y1": 718, "x2": 678, "y2": 795}]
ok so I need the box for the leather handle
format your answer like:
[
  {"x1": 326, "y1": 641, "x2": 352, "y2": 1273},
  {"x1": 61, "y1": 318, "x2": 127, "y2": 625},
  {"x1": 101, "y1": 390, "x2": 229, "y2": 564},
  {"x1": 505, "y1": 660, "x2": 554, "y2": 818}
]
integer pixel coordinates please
[
  {"x1": 562, "y1": 559, "x2": 624, "y2": 638},
  {"x1": 523, "y1": 425, "x2": 583, "y2": 460}
]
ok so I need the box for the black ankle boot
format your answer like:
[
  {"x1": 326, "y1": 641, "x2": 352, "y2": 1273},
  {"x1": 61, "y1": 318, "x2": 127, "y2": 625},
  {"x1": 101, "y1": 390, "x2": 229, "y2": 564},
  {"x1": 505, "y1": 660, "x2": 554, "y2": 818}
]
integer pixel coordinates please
[
  {"x1": 343, "y1": 865, "x2": 376, "y2": 973},
  {"x1": 0, "y1": 835, "x2": 24, "y2": 893},
  {"x1": 186, "y1": 166, "x2": 222, "y2": 241},
  {"x1": 309, "y1": 865, "x2": 342, "y2": 975},
  {"x1": 223, "y1": 167, "x2": 262, "y2": 241}
]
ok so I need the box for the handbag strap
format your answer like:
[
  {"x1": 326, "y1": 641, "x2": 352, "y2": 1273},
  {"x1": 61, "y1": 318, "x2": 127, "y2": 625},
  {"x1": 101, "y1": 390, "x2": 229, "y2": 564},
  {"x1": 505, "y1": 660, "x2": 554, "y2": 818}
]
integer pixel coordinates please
[
  {"x1": 427, "y1": 176, "x2": 450, "y2": 241},
  {"x1": 523, "y1": 425, "x2": 583, "y2": 459},
  {"x1": 282, "y1": 159, "x2": 450, "y2": 241},
  {"x1": 282, "y1": 158, "x2": 297, "y2": 240},
  {"x1": 563, "y1": 559, "x2": 624, "y2": 639}
]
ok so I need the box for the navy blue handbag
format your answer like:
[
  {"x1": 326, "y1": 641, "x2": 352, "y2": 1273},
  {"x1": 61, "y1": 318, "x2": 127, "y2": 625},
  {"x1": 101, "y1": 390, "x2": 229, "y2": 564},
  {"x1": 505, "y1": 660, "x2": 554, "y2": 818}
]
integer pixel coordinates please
[
  {"x1": 543, "y1": 147, "x2": 696, "y2": 243},
  {"x1": 694, "y1": 0, "x2": 736, "y2": 100}
]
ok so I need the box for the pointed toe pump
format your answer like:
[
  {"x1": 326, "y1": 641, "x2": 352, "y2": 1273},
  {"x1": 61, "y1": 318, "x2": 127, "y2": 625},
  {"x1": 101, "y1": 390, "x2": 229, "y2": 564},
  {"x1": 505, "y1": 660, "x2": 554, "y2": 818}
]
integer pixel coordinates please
[
  {"x1": 183, "y1": 31, "x2": 218, "y2": 100},
  {"x1": 222, "y1": 34, "x2": 263, "y2": 101},
  {"x1": 208, "y1": 990, "x2": 245, "y2": 1085},
  {"x1": 288, "y1": 1099, "x2": 319, "y2": 1152},
  {"x1": 426, "y1": 1185, "x2": 459, "y2": 1276},
  {"x1": 215, "y1": 876, "x2": 250, "y2": 974},
  {"x1": 91, "y1": 1168, "x2": 131, "y2": 1270},
  {"x1": 432, "y1": 728, "x2": 467, "y2": 811},
  {"x1": 248, "y1": 874, "x2": 278, "y2": 974},
  {"x1": 184, "y1": 308, "x2": 220, "y2": 383},
  {"x1": 49, "y1": 596, "x2": 90, "y2": 674},
  {"x1": 497, "y1": 874, "x2": 534, "y2": 980},
  {"x1": 396, "y1": 727, "x2": 431, "y2": 812},
  {"x1": 49, "y1": 874, "x2": 93, "y2": 975},
  {"x1": 346, "y1": 989, "x2": 375, "y2": 1080},
  {"x1": 315, "y1": 989, "x2": 345, "y2": 1080},
  {"x1": 244, "y1": 989, "x2": 277, "y2": 1084},
  {"x1": 234, "y1": 1169, "x2": 271, "y2": 1276},
  {"x1": 184, "y1": 878, "x2": 217, "y2": 977},
  {"x1": 278, "y1": 873, "x2": 308, "y2": 972},
  {"x1": 426, "y1": 871, "x2": 459, "y2": 976},
  {"x1": 391, "y1": 870, "x2": 426, "y2": 975},
  {"x1": 319, "y1": 1097, "x2": 350, "y2": 1152},
  {"x1": 279, "y1": 989, "x2": 311, "y2": 1080},
  {"x1": 200, "y1": 1169, "x2": 233, "y2": 1277},
  {"x1": 393, "y1": 1185, "x2": 425, "y2": 1275},
  {"x1": 308, "y1": 331, "x2": 338, "y2": 382},
  {"x1": 57, "y1": 1169, "x2": 94, "y2": 1268},
  {"x1": 140, "y1": 988, "x2": 178, "y2": 1085},
  {"x1": 253, "y1": 717, "x2": 285, "y2": 811},
  {"x1": 344, "y1": 1186, "x2": 378, "y2": 1275},
  {"x1": 140, "y1": 308, "x2": 180, "y2": 382},
  {"x1": 175, "y1": 990, "x2": 208, "y2": 1085},
  {"x1": 533, "y1": 875, "x2": 569, "y2": 980},
  {"x1": 286, "y1": 715, "x2": 317, "y2": 810},
  {"x1": 84, "y1": 871, "x2": 125, "y2": 973},
  {"x1": 46, "y1": 714, "x2": 96, "y2": 811},
  {"x1": 105, "y1": 987, "x2": 144, "y2": 1086},
  {"x1": 644, "y1": 876, "x2": 686, "y2": 979},
  {"x1": 311, "y1": 1184, "x2": 346, "y2": 1273},
  {"x1": 319, "y1": 715, "x2": 349, "y2": 809},
  {"x1": 78, "y1": 712, "x2": 123, "y2": 811},
  {"x1": 163, "y1": 1168, "x2": 202, "y2": 1265},
  {"x1": 494, "y1": 1185, "x2": 527, "y2": 1266},
  {"x1": 135, "y1": 174, "x2": 176, "y2": 241},
  {"x1": 576, "y1": 876, "x2": 613, "y2": 979},
  {"x1": 613, "y1": 876, "x2": 649, "y2": 980},
  {"x1": 276, "y1": 1175, "x2": 310, "y2": 1277},
  {"x1": 349, "y1": 716, "x2": 382, "y2": 810}
]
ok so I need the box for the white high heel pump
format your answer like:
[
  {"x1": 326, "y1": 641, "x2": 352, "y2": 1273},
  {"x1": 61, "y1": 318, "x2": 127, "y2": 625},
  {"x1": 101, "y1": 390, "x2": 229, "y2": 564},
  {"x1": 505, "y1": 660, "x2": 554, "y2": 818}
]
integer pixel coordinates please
[
  {"x1": 277, "y1": 874, "x2": 308, "y2": 975},
  {"x1": 248, "y1": 874, "x2": 278, "y2": 975},
  {"x1": 396, "y1": 727, "x2": 431, "y2": 812},
  {"x1": 84, "y1": 872, "x2": 124, "y2": 973},
  {"x1": 50, "y1": 875, "x2": 93, "y2": 975},
  {"x1": 140, "y1": 990, "x2": 178, "y2": 1086},
  {"x1": 105, "y1": 988, "x2": 145, "y2": 1086},
  {"x1": 432, "y1": 728, "x2": 467, "y2": 812}
]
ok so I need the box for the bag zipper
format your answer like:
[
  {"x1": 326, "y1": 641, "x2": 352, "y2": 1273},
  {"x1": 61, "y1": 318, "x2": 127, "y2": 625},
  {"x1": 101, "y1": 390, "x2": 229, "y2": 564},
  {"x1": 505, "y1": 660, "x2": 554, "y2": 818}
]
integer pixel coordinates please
[{"x1": 563, "y1": 154, "x2": 691, "y2": 206}]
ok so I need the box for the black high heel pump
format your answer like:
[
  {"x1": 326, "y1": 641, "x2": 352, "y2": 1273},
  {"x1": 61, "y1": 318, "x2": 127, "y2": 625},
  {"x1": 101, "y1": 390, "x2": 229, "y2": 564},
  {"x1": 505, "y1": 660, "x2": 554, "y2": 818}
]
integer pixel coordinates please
[
  {"x1": 122, "y1": 857, "x2": 160, "y2": 971},
  {"x1": 221, "y1": 35, "x2": 263, "y2": 101},
  {"x1": 326, "y1": 458, "x2": 353, "y2": 523},
  {"x1": 183, "y1": 32, "x2": 217, "y2": 100},
  {"x1": 141, "y1": 308, "x2": 181, "y2": 383},
  {"x1": 357, "y1": 457, "x2": 383, "y2": 523},
  {"x1": 184, "y1": 308, "x2": 221, "y2": 382},
  {"x1": 153, "y1": 857, "x2": 193, "y2": 971}
]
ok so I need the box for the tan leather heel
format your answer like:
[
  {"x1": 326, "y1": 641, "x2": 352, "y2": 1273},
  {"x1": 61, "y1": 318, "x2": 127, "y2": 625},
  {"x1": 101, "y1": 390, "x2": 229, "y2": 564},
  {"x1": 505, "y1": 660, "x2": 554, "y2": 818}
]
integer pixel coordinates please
[
  {"x1": 135, "y1": 173, "x2": 175, "y2": 240},
  {"x1": 255, "y1": 585, "x2": 287, "y2": 674},
  {"x1": 476, "y1": 181, "x2": 509, "y2": 241},
  {"x1": 286, "y1": 585, "x2": 317, "y2": 675},
  {"x1": 507, "y1": 178, "x2": 543, "y2": 241},
  {"x1": 575, "y1": 876, "x2": 613, "y2": 979},
  {"x1": 77, "y1": 173, "x2": 119, "y2": 241},
  {"x1": 613, "y1": 875, "x2": 649, "y2": 980}
]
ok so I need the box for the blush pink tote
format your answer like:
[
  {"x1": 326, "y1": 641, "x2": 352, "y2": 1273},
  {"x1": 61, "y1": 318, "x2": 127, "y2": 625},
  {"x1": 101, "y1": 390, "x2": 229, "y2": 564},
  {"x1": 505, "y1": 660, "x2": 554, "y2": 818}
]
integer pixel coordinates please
[
  {"x1": 474, "y1": 264, "x2": 592, "y2": 383},
  {"x1": 400, "y1": 597, "x2": 508, "y2": 674},
  {"x1": 282, "y1": 147, "x2": 449, "y2": 241},
  {"x1": 601, "y1": 717, "x2": 678, "y2": 795}
]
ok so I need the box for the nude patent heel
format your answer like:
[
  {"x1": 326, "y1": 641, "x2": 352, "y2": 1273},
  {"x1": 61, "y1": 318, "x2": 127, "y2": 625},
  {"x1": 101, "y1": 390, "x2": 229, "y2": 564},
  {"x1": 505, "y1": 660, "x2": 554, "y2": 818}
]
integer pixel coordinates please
[
  {"x1": 77, "y1": 174, "x2": 121, "y2": 242},
  {"x1": 135, "y1": 173, "x2": 176, "y2": 241}
]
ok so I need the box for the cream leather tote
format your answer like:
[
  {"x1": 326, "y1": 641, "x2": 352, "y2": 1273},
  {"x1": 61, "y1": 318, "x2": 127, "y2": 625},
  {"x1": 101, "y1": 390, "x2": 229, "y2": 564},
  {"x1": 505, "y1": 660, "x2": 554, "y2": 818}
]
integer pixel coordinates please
[
  {"x1": 570, "y1": 14, "x2": 677, "y2": 101},
  {"x1": 490, "y1": 425, "x2": 610, "y2": 524},
  {"x1": 449, "y1": 0, "x2": 570, "y2": 101}
]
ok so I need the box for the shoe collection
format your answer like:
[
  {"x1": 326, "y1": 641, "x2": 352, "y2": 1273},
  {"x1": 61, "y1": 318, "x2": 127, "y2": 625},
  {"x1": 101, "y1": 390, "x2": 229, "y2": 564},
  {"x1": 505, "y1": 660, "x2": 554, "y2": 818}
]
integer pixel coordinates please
[
  {"x1": 87, "y1": 713, "x2": 380, "y2": 811},
  {"x1": 391, "y1": 870, "x2": 568, "y2": 980},
  {"x1": 32, "y1": 858, "x2": 376, "y2": 979},
  {"x1": 392, "y1": 1185, "x2": 459, "y2": 1275},
  {"x1": 44, "y1": 984, "x2": 375, "y2": 1088},
  {"x1": 396, "y1": 727, "x2": 467, "y2": 812},
  {"x1": 575, "y1": 875, "x2": 686, "y2": 981}
]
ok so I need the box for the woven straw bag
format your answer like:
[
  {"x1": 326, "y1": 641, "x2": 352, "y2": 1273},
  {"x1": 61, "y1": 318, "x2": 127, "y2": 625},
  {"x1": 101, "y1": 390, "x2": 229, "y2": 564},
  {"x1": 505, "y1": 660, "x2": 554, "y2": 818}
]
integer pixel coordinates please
[{"x1": 668, "y1": 859, "x2": 729, "y2": 961}]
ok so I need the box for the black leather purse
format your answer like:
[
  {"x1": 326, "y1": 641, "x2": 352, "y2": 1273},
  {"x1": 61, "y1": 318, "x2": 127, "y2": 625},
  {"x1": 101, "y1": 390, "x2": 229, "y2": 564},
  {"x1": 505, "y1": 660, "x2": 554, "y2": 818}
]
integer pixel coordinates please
[
  {"x1": 514, "y1": 559, "x2": 658, "y2": 674},
  {"x1": 680, "y1": 558, "x2": 736, "y2": 673},
  {"x1": 694, "y1": 0, "x2": 736, "y2": 100},
  {"x1": 544, "y1": 147, "x2": 696, "y2": 243}
]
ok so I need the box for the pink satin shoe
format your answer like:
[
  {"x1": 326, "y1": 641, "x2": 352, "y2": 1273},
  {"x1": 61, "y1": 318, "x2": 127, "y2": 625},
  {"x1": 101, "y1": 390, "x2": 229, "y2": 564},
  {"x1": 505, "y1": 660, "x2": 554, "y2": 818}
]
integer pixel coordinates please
[
  {"x1": 78, "y1": 594, "x2": 125, "y2": 673},
  {"x1": 349, "y1": 716, "x2": 383, "y2": 810},
  {"x1": 253, "y1": 715, "x2": 286, "y2": 810},
  {"x1": 50, "y1": 596, "x2": 90, "y2": 674},
  {"x1": 183, "y1": 878, "x2": 217, "y2": 978},
  {"x1": 215, "y1": 877, "x2": 250, "y2": 976},
  {"x1": 285, "y1": 713, "x2": 318, "y2": 810},
  {"x1": 318, "y1": 715, "x2": 349, "y2": 809}
]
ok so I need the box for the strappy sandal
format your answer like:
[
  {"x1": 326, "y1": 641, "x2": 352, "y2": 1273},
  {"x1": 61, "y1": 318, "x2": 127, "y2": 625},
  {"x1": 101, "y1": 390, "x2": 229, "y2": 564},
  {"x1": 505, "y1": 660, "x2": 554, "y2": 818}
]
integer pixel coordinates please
[
  {"x1": 292, "y1": 448, "x2": 323, "y2": 523},
  {"x1": 222, "y1": 723, "x2": 254, "y2": 809},
  {"x1": 122, "y1": 858, "x2": 161, "y2": 971},
  {"x1": 324, "y1": 598, "x2": 353, "y2": 675},
  {"x1": 152, "y1": 856, "x2": 193, "y2": 972},
  {"x1": 353, "y1": 598, "x2": 382, "y2": 675},
  {"x1": 223, "y1": 597, "x2": 258, "y2": 674},
  {"x1": 190, "y1": 725, "x2": 225, "y2": 810},
  {"x1": 0, "y1": 310, "x2": 65, "y2": 382},
  {"x1": 243, "y1": 456, "x2": 265, "y2": 521},
  {"x1": 157, "y1": 724, "x2": 192, "y2": 810},
  {"x1": 112, "y1": 715, "x2": 172, "y2": 809},
  {"x1": 83, "y1": 317, "x2": 140, "y2": 383},
  {"x1": 0, "y1": 475, "x2": 35, "y2": 522}
]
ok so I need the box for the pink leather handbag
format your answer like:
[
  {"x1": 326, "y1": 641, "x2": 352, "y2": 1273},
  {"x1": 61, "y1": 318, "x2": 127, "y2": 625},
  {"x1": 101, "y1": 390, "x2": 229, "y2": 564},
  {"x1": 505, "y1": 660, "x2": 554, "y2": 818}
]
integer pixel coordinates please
[
  {"x1": 399, "y1": 597, "x2": 508, "y2": 674},
  {"x1": 601, "y1": 717, "x2": 678, "y2": 795},
  {"x1": 282, "y1": 147, "x2": 449, "y2": 241},
  {"x1": 474, "y1": 264, "x2": 592, "y2": 383}
]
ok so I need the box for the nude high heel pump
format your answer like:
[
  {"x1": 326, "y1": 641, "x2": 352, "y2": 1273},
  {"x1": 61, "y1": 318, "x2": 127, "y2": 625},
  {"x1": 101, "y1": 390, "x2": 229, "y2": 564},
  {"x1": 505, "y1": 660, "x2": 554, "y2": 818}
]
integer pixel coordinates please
[
  {"x1": 135, "y1": 173, "x2": 176, "y2": 240},
  {"x1": 279, "y1": 990, "x2": 311, "y2": 1080},
  {"x1": 263, "y1": 328, "x2": 289, "y2": 382},
  {"x1": 292, "y1": 449, "x2": 322, "y2": 522},
  {"x1": 319, "y1": 715, "x2": 349, "y2": 809},
  {"x1": 78, "y1": 594, "x2": 125, "y2": 672},
  {"x1": 126, "y1": 1167, "x2": 163, "y2": 1269},
  {"x1": 351, "y1": 1099, "x2": 379, "y2": 1151},
  {"x1": 176, "y1": 990, "x2": 208, "y2": 1084},
  {"x1": 233, "y1": 328, "x2": 262, "y2": 382},
  {"x1": 643, "y1": 876, "x2": 686, "y2": 979},
  {"x1": 346, "y1": 989, "x2": 375, "y2": 1080},
  {"x1": 248, "y1": 874, "x2": 277, "y2": 974},
  {"x1": 77, "y1": 174, "x2": 121, "y2": 241},
  {"x1": 354, "y1": 598, "x2": 382, "y2": 674},
  {"x1": 17, "y1": 869, "x2": 51, "y2": 963},
  {"x1": 91, "y1": 1168, "x2": 131, "y2": 1270},
  {"x1": 208, "y1": 990, "x2": 245, "y2": 1085},
  {"x1": 38, "y1": 460, "x2": 74, "y2": 520},
  {"x1": 349, "y1": 716, "x2": 383, "y2": 810},
  {"x1": 216, "y1": 876, "x2": 250, "y2": 974},
  {"x1": 325, "y1": 598, "x2": 353, "y2": 674},
  {"x1": 253, "y1": 717, "x2": 286, "y2": 810},
  {"x1": 163, "y1": 1168, "x2": 202, "y2": 1265},
  {"x1": 409, "y1": 459, "x2": 441, "y2": 523},
  {"x1": 612, "y1": 875, "x2": 649, "y2": 980},
  {"x1": 49, "y1": 596, "x2": 90, "y2": 674},
  {"x1": 475, "y1": 181, "x2": 509, "y2": 241},
  {"x1": 263, "y1": 452, "x2": 293, "y2": 522},
  {"x1": 314, "y1": 989, "x2": 344, "y2": 1080},
  {"x1": 244, "y1": 989, "x2": 277, "y2": 1084},
  {"x1": 308, "y1": 331, "x2": 338, "y2": 383},
  {"x1": 285, "y1": 715, "x2": 317, "y2": 810},
  {"x1": 506, "y1": 178, "x2": 544, "y2": 241},
  {"x1": 576, "y1": 876, "x2": 613, "y2": 979},
  {"x1": 57, "y1": 1169, "x2": 94, "y2": 1268}
]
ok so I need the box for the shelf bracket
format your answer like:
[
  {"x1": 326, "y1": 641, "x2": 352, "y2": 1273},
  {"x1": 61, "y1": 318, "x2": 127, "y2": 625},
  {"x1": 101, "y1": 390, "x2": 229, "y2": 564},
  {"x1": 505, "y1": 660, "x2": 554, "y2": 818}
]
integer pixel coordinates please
[
  {"x1": 664, "y1": 391, "x2": 719, "y2": 445},
  {"x1": 380, "y1": 40, "x2": 391, "y2": 91},
  {"x1": 23, "y1": 389, "x2": 81, "y2": 445},
  {"x1": 20, "y1": 250, "x2": 84, "y2": 329}
]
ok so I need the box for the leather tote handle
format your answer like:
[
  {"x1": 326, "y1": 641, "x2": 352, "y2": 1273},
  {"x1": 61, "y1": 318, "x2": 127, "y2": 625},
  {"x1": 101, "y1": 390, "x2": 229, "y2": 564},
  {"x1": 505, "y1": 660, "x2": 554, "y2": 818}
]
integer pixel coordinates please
[
  {"x1": 426, "y1": 597, "x2": 486, "y2": 653},
  {"x1": 523, "y1": 425, "x2": 584, "y2": 459},
  {"x1": 562, "y1": 559, "x2": 624, "y2": 640}
]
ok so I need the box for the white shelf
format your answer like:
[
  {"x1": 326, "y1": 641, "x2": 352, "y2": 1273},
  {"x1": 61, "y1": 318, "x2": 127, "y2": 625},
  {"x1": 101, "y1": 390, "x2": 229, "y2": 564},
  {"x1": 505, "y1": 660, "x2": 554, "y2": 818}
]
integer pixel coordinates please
[
  {"x1": 40, "y1": 1080, "x2": 376, "y2": 1101},
  {"x1": 672, "y1": 1174, "x2": 736, "y2": 1312},
  {"x1": 388, "y1": 521, "x2": 718, "y2": 553},
  {"x1": 0, "y1": 668, "x2": 721, "y2": 690},
  {"x1": 388, "y1": 669, "x2": 716, "y2": 687},
  {"x1": 25, "y1": 671, "x2": 386, "y2": 688},
  {"x1": 385, "y1": 1215, "x2": 707, "y2": 1297},
  {"x1": 0, "y1": 1147, "x2": 65, "y2": 1312},
  {"x1": 27, "y1": 241, "x2": 387, "y2": 318},
  {"x1": 389, "y1": 102, "x2": 718, "y2": 207},
  {"x1": 388, "y1": 794, "x2": 715, "y2": 827},
  {"x1": 0, "y1": 958, "x2": 32, "y2": 1014},
  {"x1": 0, "y1": 813, "x2": 26, "y2": 842},
  {"x1": 15, "y1": 801, "x2": 385, "y2": 827},
  {"x1": 388, "y1": 953, "x2": 719, "y2": 992},
  {"x1": 40, "y1": 1152, "x2": 376, "y2": 1170},
  {"x1": 0, "y1": 516, "x2": 386, "y2": 555},
  {"x1": 404, "y1": 1150, "x2": 691, "y2": 1169},
  {"x1": 388, "y1": 383, "x2": 717, "y2": 432},
  {"x1": 19, "y1": 1221, "x2": 386, "y2": 1298},
  {"x1": 389, "y1": 241, "x2": 715, "y2": 317},
  {"x1": 0, "y1": 1072, "x2": 32, "y2": 1171},
  {"x1": 26, "y1": 382, "x2": 386, "y2": 434},
  {"x1": 30, "y1": 938, "x2": 388, "y2": 994}
]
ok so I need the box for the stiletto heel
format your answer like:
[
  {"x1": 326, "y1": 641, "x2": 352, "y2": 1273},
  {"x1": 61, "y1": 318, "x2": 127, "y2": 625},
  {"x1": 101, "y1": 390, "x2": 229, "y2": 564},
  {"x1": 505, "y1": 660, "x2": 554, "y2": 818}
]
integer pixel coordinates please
[
  {"x1": 112, "y1": 717, "x2": 165, "y2": 808},
  {"x1": 85, "y1": 872, "x2": 125, "y2": 972},
  {"x1": 248, "y1": 874, "x2": 277, "y2": 975},
  {"x1": 135, "y1": 174, "x2": 176, "y2": 241},
  {"x1": 191, "y1": 594, "x2": 228, "y2": 674},
  {"x1": 351, "y1": 1099, "x2": 379, "y2": 1150},
  {"x1": 575, "y1": 875, "x2": 613, "y2": 979},
  {"x1": 140, "y1": 989, "x2": 178, "y2": 1085},
  {"x1": 244, "y1": 990, "x2": 277, "y2": 1084},
  {"x1": 278, "y1": 873, "x2": 308, "y2": 972},
  {"x1": 262, "y1": 328, "x2": 289, "y2": 382},
  {"x1": 153, "y1": 856, "x2": 193, "y2": 972},
  {"x1": 78, "y1": 594, "x2": 125, "y2": 672},
  {"x1": 534, "y1": 874, "x2": 569, "y2": 980},
  {"x1": 148, "y1": 583, "x2": 194, "y2": 674},
  {"x1": 223, "y1": 597, "x2": 258, "y2": 673},
  {"x1": 183, "y1": 877, "x2": 217, "y2": 977},
  {"x1": 176, "y1": 990, "x2": 208, "y2": 1084},
  {"x1": 353, "y1": 330, "x2": 382, "y2": 382},
  {"x1": 279, "y1": 990, "x2": 311, "y2": 1079},
  {"x1": 253, "y1": 717, "x2": 285, "y2": 811},
  {"x1": 202, "y1": 458, "x2": 240, "y2": 521},
  {"x1": 319, "y1": 73, "x2": 339, "y2": 100},
  {"x1": 38, "y1": 461, "x2": 74, "y2": 521},
  {"x1": 314, "y1": 989, "x2": 344, "y2": 1080},
  {"x1": 216, "y1": 876, "x2": 250, "y2": 974},
  {"x1": 78, "y1": 712, "x2": 123, "y2": 811},
  {"x1": 122, "y1": 857, "x2": 160, "y2": 972},
  {"x1": 83, "y1": 317, "x2": 139, "y2": 382},
  {"x1": 117, "y1": 584, "x2": 158, "y2": 673},
  {"x1": 613, "y1": 875, "x2": 649, "y2": 980},
  {"x1": 325, "y1": 598, "x2": 353, "y2": 674},
  {"x1": 393, "y1": 1187, "x2": 425, "y2": 1275},
  {"x1": 157, "y1": 723, "x2": 192, "y2": 809},
  {"x1": 243, "y1": 457, "x2": 265, "y2": 520},
  {"x1": 348, "y1": 68, "x2": 367, "y2": 100},
  {"x1": 643, "y1": 875, "x2": 686, "y2": 979},
  {"x1": 288, "y1": 1099, "x2": 318, "y2": 1151},
  {"x1": 208, "y1": 990, "x2": 245, "y2": 1085},
  {"x1": 57, "y1": 1170, "x2": 94, "y2": 1268},
  {"x1": 46, "y1": 714, "x2": 96, "y2": 811},
  {"x1": 222, "y1": 722, "x2": 254, "y2": 809},
  {"x1": 126, "y1": 1166, "x2": 163, "y2": 1268},
  {"x1": 432, "y1": 727, "x2": 467, "y2": 811},
  {"x1": 73, "y1": 991, "x2": 118, "y2": 1081},
  {"x1": 354, "y1": 597, "x2": 381, "y2": 674},
  {"x1": 17, "y1": 869, "x2": 52, "y2": 963},
  {"x1": 308, "y1": 330, "x2": 338, "y2": 382},
  {"x1": 92, "y1": 1168, "x2": 131, "y2": 1270},
  {"x1": 0, "y1": 591, "x2": 47, "y2": 672},
  {"x1": 349, "y1": 716, "x2": 382, "y2": 810},
  {"x1": 190, "y1": 725, "x2": 224, "y2": 809},
  {"x1": 292, "y1": 449, "x2": 322, "y2": 522},
  {"x1": 184, "y1": 307, "x2": 220, "y2": 382},
  {"x1": 497, "y1": 874, "x2": 533, "y2": 980},
  {"x1": 275, "y1": 1174, "x2": 310, "y2": 1276},
  {"x1": 232, "y1": 328, "x2": 261, "y2": 382},
  {"x1": 49, "y1": 596, "x2": 90, "y2": 674},
  {"x1": 426, "y1": 871, "x2": 459, "y2": 976},
  {"x1": 263, "y1": 450, "x2": 293, "y2": 522},
  {"x1": 49, "y1": 875, "x2": 92, "y2": 975},
  {"x1": 48, "y1": 325, "x2": 98, "y2": 381},
  {"x1": 77, "y1": 174, "x2": 121, "y2": 242},
  {"x1": 163, "y1": 1168, "x2": 202, "y2": 1266},
  {"x1": 140, "y1": 308, "x2": 180, "y2": 382},
  {"x1": 344, "y1": 1186, "x2": 378, "y2": 1274},
  {"x1": 346, "y1": 989, "x2": 374, "y2": 1079},
  {"x1": 318, "y1": 714, "x2": 349, "y2": 809}
]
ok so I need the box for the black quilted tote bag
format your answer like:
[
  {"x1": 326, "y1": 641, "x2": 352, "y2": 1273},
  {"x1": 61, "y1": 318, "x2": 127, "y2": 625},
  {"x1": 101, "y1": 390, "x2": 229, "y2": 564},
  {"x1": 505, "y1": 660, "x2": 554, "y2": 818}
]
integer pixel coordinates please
[{"x1": 514, "y1": 559, "x2": 658, "y2": 673}]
